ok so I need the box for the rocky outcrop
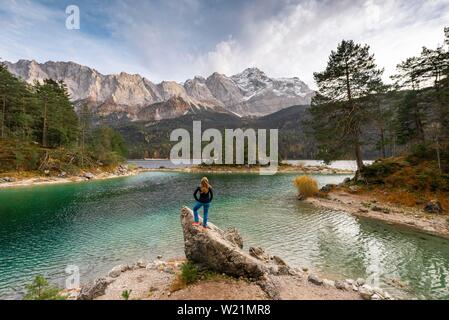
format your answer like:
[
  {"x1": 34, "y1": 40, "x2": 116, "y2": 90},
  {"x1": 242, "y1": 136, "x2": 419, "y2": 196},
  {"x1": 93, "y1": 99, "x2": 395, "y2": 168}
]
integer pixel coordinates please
[
  {"x1": 6, "y1": 60, "x2": 313, "y2": 119},
  {"x1": 78, "y1": 278, "x2": 110, "y2": 300},
  {"x1": 181, "y1": 207, "x2": 297, "y2": 279},
  {"x1": 181, "y1": 206, "x2": 268, "y2": 278},
  {"x1": 180, "y1": 206, "x2": 394, "y2": 300}
]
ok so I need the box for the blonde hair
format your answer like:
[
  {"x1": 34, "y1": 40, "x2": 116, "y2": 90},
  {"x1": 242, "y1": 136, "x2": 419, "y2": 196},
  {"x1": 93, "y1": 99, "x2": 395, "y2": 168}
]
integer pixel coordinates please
[{"x1": 200, "y1": 177, "x2": 211, "y2": 193}]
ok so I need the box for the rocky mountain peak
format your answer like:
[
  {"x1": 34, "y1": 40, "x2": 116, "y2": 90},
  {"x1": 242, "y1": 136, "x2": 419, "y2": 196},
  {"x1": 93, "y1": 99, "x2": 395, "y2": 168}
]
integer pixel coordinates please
[{"x1": 6, "y1": 60, "x2": 314, "y2": 120}]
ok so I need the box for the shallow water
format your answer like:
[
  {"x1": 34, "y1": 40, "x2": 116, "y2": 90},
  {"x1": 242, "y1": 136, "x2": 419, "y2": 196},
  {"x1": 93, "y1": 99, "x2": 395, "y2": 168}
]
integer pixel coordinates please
[{"x1": 0, "y1": 172, "x2": 448, "y2": 300}]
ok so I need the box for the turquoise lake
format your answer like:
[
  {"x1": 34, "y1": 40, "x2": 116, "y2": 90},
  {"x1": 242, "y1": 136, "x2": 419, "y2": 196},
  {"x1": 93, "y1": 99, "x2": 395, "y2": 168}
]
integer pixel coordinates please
[{"x1": 1, "y1": 172, "x2": 449, "y2": 299}]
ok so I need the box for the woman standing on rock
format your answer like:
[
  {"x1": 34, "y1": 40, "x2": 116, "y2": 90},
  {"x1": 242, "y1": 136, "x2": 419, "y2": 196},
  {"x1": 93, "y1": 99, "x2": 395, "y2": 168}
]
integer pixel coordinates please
[{"x1": 193, "y1": 177, "x2": 213, "y2": 229}]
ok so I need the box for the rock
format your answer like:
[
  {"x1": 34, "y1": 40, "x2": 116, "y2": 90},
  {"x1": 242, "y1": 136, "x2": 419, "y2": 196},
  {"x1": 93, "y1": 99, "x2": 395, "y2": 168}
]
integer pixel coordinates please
[
  {"x1": 224, "y1": 227, "x2": 244, "y2": 249},
  {"x1": 78, "y1": 278, "x2": 109, "y2": 300},
  {"x1": 257, "y1": 274, "x2": 281, "y2": 300},
  {"x1": 272, "y1": 256, "x2": 293, "y2": 275},
  {"x1": 358, "y1": 208, "x2": 369, "y2": 213},
  {"x1": 308, "y1": 274, "x2": 323, "y2": 286},
  {"x1": 356, "y1": 278, "x2": 366, "y2": 286},
  {"x1": 157, "y1": 255, "x2": 163, "y2": 259},
  {"x1": 323, "y1": 279, "x2": 335, "y2": 287},
  {"x1": 59, "y1": 171, "x2": 67, "y2": 178},
  {"x1": 335, "y1": 280, "x2": 349, "y2": 290},
  {"x1": 348, "y1": 186, "x2": 360, "y2": 193},
  {"x1": 320, "y1": 184, "x2": 336, "y2": 193},
  {"x1": 249, "y1": 247, "x2": 270, "y2": 262},
  {"x1": 345, "y1": 279, "x2": 355, "y2": 285},
  {"x1": 297, "y1": 194, "x2": 305, "y2": 201},
  {"x1": 155, "y1": 260, "x2": 166, "y2": 268},
  {"x1": 343, "y1": 178, "x2": 351, "y2": 184},
  {"x1": 108, "y1": 265, "x2": 123, "y2": 278},
  {"x1": 180, "y1": 207, "x2": 268, "y2": 278},
  {"x1": 371, "y1": 293, "x2": 382, "y2": 300},
  {"x1": 120, "y1": 265, "x2": 130, "y2": 272},
  {"x1": 372, "y1": 206, "x2": 390, "y2": 213},
  {"x1": 373, "y1": 287, "x2": 386, "y2": 298},
  {"x1": 301, "y1": 266, "x2": 309, "y2": 272},
  {"x1": 83, "y1": 172, "x2": 95, "y2": 180},
  {"x1": 1, "y1": 177, "x2": 16, "y2": 183},
  {"x1": 136, "y1": 259, "x2": 147, "y2": 268},
  {"x1": 424, "y1": 200, "x2": 443, "y2": 214},
  {"x1": 358, "y1": 284, "x2": 374, "y2": 300},
  {"x1": 44, "y1": 170, "x2": 50, "y2": 176},
  {"x1": 272, "y1": 256, "x2": 287, "y2": 266}
]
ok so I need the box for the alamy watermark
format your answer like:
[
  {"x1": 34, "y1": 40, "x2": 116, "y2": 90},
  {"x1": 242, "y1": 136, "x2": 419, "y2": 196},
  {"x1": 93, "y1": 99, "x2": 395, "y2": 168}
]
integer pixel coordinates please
[
  {"x1": 66, "y1": 5, "x2": 80, "y2": 30},
  {"x1": 170, "y1": 121, "x2": 279, "y2": 175}
]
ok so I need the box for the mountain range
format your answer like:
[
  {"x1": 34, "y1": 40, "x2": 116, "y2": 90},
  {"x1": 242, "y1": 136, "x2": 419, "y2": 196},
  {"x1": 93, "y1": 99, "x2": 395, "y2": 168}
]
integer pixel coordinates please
[{"x1": 5, "y1": 60, "x2": 314, "y2": 120}]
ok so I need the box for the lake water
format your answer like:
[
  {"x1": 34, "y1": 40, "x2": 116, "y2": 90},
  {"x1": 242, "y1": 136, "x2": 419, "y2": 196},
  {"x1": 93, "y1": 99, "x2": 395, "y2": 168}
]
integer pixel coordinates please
[{"x1": 1, "y1": 172, "x2": 449, "y2": 300}]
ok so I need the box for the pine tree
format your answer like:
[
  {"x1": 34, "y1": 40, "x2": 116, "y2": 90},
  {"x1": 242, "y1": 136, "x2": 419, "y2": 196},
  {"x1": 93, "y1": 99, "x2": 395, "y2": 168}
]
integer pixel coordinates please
[{"x1": 308, "y1": 40, "x2": 384, "y2": 172}]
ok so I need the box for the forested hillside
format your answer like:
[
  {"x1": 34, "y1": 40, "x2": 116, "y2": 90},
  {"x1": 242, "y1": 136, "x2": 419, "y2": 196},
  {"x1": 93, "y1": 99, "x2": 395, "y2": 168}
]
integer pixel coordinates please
[{"x1": 0, "y1": 62, "x2": 127, "y2": 174}]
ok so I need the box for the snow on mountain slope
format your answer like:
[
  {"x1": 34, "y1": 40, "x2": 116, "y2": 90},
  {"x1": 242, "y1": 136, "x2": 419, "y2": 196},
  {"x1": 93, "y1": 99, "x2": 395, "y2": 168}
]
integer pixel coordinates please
[{"x1": 5, "y1": 60, "x2": 314, "y2": 119}]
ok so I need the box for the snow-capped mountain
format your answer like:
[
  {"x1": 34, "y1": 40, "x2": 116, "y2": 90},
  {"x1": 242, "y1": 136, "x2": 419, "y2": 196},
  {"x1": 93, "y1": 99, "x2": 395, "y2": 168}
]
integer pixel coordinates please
[{"x1": 5, "y1": 60, "x2": 314, "y2": 119}]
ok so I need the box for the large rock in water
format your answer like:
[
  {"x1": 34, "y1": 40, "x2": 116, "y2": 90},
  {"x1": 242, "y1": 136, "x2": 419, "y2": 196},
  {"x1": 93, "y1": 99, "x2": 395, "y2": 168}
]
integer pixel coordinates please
[
  {"x1": 181, "y1": 207, "x2": 268, "y2": 278},
  {"x1": 180, "y1": 207, "x2": 295, "y2": 281}
]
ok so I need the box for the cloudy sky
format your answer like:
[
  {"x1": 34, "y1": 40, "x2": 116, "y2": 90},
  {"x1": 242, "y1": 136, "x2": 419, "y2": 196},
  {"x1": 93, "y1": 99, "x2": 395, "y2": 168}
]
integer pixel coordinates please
[{"x1": 0, "y1": 0, "x2": 448, "y2": 87}]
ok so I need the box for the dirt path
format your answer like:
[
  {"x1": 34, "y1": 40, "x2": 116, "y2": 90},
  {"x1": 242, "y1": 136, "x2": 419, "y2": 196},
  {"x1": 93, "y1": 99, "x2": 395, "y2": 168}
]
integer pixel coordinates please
[{"x1": 306, "y1": 191, "x2": 449, "y2": 239}]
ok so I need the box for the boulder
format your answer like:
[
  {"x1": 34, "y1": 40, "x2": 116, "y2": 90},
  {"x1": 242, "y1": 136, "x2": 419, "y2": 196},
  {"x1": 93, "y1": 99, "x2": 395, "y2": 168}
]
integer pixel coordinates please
[
  {"x1": 108, "y1": 265, "x2": 123, "y2": 278},
  {"x1": 371, "y1": 293, "x2": 382, "y2": 300},
  {"x1": 83, "y1": 172, "x2": 95, "y2": 180},
  {"x1": 136, "y1": 259, "x2": 147, "y2": 268},
  {"x1": 249, "y1": 247, "x2": 270, "y2": 262},
  {"x1": 180, "y1": 207, "x2": 268, "y2": 278},
  {"x1": 424, "y1": 200, "x2": 443, "y2": 214},
  {"x1": 78, "y1": 278, "x2": 110, "y2": 300},
  {"x1": 224, "y1": 227, "x2": 243, "y2": 249},
  {"x1": 348, "y1": 185, "x2": 360, "y2": 193},
  {"x1": 335, "y1": 280, "x2": 349, "y2": 290},
  {"x1": 323, "y1": 279, "x2": 335, "y2": 287},
  {"x1": 356, "y1": 278, "x2": 366, "y2": 286},
  {"x1": 257, "y1": 274, "x2": 281, "y2": 300},
  {"x1": 320, "y1": 184, "x2": 336, "y2": 193},
  {"x1": 308, "y1": 274, "x2": 323, "y2": 286},
  {"x1": 358, "y1": 284, "x2": 374, "y2": 300}
]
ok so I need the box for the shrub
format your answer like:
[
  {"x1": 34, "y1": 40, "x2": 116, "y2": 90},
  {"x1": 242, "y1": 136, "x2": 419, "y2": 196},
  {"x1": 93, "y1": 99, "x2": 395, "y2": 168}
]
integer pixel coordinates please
[
  {"x1": 293, "y1": 176, "x2": 319, "y2": 198},
  {"x1": 23, "y1": 275, "x2": 64, "y2": 300},
  {"x1": 121, "y1": 289, "x2": 132, "y2": 300},
  {"x1": 180, "y1": 262, "x2": 199, "y2": 285}
]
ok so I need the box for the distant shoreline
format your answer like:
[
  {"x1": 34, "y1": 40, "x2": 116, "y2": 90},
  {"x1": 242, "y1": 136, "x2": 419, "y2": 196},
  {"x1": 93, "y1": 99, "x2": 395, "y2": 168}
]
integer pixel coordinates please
[{"x1": 0, "y1": 163, "x2": 355, "y2": 189}]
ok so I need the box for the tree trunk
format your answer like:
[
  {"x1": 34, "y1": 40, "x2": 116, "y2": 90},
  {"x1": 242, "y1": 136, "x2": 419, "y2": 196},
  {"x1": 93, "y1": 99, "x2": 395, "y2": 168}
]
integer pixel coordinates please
[
  {"x1": 436, "y1": 138, "x2": 442, "y2": 175},
  {"x1": 1, "y1": 95, "x2": 5, "y2": 139},
  {"x1": 42, "y1": 96, "x2": 48, "y2": 147},
  {"x1": 344, "y1": 61, "x2": 364, "y2": 173},
  {"x1": 354, "y1": 138, "x2": 364, "y2": 172},
  {"x1": 379, "y1": 126, "x2": 386, "y2": 159}
]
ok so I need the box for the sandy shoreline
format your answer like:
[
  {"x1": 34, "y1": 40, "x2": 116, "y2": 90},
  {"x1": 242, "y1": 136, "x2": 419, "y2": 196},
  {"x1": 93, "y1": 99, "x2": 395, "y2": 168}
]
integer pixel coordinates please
[
  {"x1": 306, "y1": 190, "x2": 449, "y2": 239},
  {"x1": 0, "y1": 169, "x2": 145, "y2": 189}
]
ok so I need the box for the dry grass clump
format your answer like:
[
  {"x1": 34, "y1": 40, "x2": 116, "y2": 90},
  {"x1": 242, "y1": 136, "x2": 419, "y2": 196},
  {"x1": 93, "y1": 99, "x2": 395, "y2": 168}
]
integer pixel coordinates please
[{"x1": 293, "y1": 176, "x2": 319, "y2": 199}]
